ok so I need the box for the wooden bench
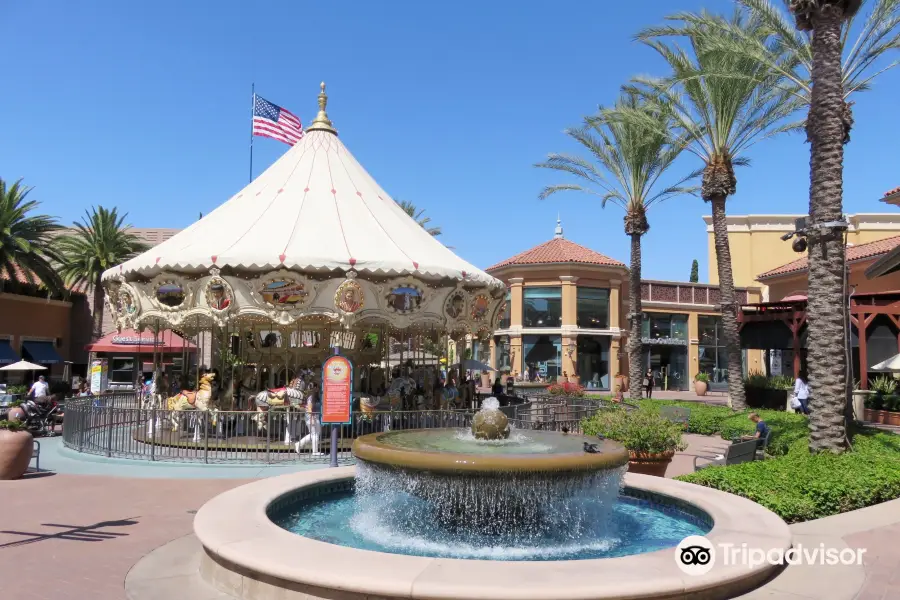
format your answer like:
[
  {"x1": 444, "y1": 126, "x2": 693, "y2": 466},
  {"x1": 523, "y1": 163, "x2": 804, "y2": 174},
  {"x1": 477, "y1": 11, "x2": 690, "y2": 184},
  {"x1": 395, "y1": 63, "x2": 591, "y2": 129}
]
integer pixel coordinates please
[
  {"x1": 693, "y1": 439, "x2": 758, "y2": 471},
  {"x1": 660, "y1": 406, "x2": 690, "y2": 427}
]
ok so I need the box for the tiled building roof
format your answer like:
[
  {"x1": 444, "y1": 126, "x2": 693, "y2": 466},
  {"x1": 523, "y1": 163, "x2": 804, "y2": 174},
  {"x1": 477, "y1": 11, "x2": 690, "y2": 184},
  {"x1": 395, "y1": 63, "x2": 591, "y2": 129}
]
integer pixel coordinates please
[
  {"x1": 758, "y1": 235, "x2": 900, "y2": 280},
  {"x1": 486, "y1": 237, "x2": 625, "y2": 271},
  {"x1": 884, "y1": 186, "x2": 900, "y2": 198}
]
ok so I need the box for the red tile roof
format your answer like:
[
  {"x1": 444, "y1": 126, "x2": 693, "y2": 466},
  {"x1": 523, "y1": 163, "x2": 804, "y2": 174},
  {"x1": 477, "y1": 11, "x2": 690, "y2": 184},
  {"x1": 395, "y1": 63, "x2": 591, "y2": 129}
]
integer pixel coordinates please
[
  {"x1": 884, "y1": 186, "x2": 900, "y2": 198},
  {"x1": 758, "y1": 235, "x2": 900, "y2": 280},
  {"x1": 486, "y1": 237, "x2": 625, "y2": 271},
  {"x1": 1, "y1": 264, "x2": 86, "y2": 294}
]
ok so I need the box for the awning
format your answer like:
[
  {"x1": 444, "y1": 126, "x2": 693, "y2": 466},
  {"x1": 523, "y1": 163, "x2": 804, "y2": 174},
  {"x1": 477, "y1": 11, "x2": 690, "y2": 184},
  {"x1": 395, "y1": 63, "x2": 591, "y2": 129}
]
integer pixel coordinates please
[
  {"x1": 85, "y1": 329, "x2": 197, "y2": 353},
  {"x1": 22, "y1": 340, "x2": 63, "y2": 365},
  {"x1": 0, "y1": 340, "x2": 20, "y2": 365}
]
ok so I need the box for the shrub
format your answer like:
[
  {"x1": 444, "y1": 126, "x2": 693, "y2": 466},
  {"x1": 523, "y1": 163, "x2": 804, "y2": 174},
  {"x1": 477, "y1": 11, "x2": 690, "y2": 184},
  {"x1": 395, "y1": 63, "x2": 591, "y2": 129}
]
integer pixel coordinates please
[
  {"x1": 743, "y1": 370, "x2": 770, "y2": 389},
  {"x1": 694, "y1": 372, "x2": 710, "y2": 383},
  {"x1": 547, "y1": 382, "x2": 585, "y2": 397},
  {"x1": 869, "y1": 375, "x2": 897, "y2": 395},
  {"x1": 678, "y1": 429, "x2": 900, "y2": 523},
  {"x1": 582, "y1": 407, "x2": 687, "y2": 454},
  {"x1": 7, "y1": 384, "x2": 28, "y2": 396},
  {"x1": 0, "y1": 420, "x2": 24, "y2": 432},
  {"x1": 769, "y1": 375, "x2": 795, "y2": 391}
]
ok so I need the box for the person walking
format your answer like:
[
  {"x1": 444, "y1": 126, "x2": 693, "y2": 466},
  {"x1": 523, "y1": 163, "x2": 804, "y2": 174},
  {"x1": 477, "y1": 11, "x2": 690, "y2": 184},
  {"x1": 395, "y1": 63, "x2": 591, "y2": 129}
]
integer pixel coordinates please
[
  {"x1": 295, "y1": 384, "x2": 324, "y2": 456},
  {"x1": 643, "y1": 368, "x2": 654, "y2": 399},
  {"x1": 793, "y1": 370, "x2": 811, "y2": 415},
  {"x1": 29, "y1": 375, "x2": 50, "y2": 404}
]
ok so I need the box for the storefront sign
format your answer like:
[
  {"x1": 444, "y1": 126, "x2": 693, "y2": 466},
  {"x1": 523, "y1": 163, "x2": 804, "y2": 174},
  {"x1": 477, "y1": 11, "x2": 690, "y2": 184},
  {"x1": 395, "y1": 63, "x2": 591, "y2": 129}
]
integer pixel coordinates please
[
  {"x1": 111, "y1": 335, "x2": 160, "y2": 346},
  {"x1": 321, "y1": 355, "x2": 353, "y2": 424},
  {"x1": 641, "y1": 337, "x2": 688, "y2": 346},
  {"x1": 90, "y1": 359, "x2": 108, "y2": 394}
]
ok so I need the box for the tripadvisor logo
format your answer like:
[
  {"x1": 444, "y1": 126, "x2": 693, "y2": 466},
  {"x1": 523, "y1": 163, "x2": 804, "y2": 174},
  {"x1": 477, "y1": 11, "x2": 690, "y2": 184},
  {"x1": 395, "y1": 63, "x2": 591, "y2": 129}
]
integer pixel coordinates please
[{"x1": 675, "y1": 535, "x2": 866, "y2": 575}]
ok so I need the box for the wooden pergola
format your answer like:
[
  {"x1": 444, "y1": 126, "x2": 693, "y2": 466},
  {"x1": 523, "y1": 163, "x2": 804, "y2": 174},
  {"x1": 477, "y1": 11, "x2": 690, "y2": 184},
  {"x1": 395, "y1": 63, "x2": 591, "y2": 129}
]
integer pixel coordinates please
[{"x1": 738, "y1": 292, "x2": 900, "y2": 388}]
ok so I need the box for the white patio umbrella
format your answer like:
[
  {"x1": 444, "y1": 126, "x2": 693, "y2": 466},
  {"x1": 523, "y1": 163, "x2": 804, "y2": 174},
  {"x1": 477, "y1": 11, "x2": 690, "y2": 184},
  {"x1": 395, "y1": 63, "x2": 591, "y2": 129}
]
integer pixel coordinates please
[
  {"x1": 869, "y1": 353, "x2": 900, "y2": 372},
  {"x1": 0, "y1": 360, "x2": 47, "y2": 372}
]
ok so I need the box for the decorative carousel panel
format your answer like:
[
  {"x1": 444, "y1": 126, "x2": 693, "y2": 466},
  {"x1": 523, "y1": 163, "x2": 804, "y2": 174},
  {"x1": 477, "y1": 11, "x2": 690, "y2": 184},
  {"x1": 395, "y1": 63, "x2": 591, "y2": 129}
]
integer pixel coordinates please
[
  {"x1": 470, "y1": 294, "x2": 490, "y2": 322},
  {"x1": 444, "y1": 289, "x2": 468, "y2": 322},
  {"x1": 385, "y1": 279, "x2": 426, "y2": 315},
  {"x1": 254, "y1": 271, "x2": 312, "y2": 311},
  {"x1": 334, "y1": 278, "x2": 364, "y2": 315},
  {"x1": 151, "y1": 276, "x2": 190, "y2": 311},
  {"x1": 204, "y1": 275, "x2": 234, "y2": 313}
]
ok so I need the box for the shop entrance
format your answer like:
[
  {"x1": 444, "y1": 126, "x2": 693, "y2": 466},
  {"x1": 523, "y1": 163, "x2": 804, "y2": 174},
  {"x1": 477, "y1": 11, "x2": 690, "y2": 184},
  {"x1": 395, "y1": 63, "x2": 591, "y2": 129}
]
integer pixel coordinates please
[{"x1": 642, "y1": 344, "x2": 688, "y2": 391}]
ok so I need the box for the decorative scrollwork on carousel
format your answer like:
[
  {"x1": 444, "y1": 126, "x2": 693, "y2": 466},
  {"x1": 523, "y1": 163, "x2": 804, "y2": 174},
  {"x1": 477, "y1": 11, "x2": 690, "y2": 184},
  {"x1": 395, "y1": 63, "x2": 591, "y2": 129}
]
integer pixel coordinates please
[
  {"x1": 115, "y1": 283, "x2": 141, "y2": 330},
  {"x1": 254, "y1": 271, "x2": 312, "y2": 311},
  {"x1": 492, "y1": 299, "x2": 508, "y2": 329}
]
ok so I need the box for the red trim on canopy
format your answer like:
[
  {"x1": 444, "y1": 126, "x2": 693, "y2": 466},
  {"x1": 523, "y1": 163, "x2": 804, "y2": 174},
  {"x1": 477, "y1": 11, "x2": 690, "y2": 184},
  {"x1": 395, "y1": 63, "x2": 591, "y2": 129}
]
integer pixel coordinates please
[{"x1": 85, "y1": 329, "x2": 198, "y2": 353}]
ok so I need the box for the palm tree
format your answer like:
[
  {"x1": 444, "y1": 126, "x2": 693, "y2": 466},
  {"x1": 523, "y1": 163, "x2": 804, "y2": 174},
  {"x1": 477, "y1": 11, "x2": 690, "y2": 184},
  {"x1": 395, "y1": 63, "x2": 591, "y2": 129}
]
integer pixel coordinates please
[
  {"x1": 788, "y1": 0, "x2": 867, "y2": 452},
  {"x1": 57, "y1": 207, "x2": 148, "y2": 340},
  {"x1": 0, "y1": 177, "x2": 64, "y2": 294},
  {"x1": 632, "y1": 10, "x2": 802, "y2": 409},
  {"x1": 535, "y1": 93, "x2": 695, "y2": 400},
  {"x1": 397, "y1": 200, "x2": 443, "y2": 236}
]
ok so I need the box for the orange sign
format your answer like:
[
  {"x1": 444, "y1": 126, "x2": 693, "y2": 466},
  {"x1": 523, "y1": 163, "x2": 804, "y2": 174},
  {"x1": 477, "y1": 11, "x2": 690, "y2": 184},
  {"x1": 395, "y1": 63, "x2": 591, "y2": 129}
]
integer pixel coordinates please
[{"x1": 321, "y1": 355, "x2": 353, "y2": 424}]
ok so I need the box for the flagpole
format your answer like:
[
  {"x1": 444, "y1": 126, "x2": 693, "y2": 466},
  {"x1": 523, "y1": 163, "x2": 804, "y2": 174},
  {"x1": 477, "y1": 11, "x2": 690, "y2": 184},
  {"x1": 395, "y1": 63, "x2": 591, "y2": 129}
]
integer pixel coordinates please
[{"x1": 249, "y1": 83, "x2": 255, "y2": 183}]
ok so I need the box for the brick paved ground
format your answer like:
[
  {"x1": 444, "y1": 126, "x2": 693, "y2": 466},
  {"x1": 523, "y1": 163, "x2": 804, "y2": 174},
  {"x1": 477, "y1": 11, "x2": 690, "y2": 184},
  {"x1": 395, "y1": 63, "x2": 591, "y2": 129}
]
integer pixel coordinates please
[
  {"x1": 844, "y1": 522, "x2": 900, "y2": 600},
  {"x1": 0, "y1": 474, "x2": 248, "y2": 600}
]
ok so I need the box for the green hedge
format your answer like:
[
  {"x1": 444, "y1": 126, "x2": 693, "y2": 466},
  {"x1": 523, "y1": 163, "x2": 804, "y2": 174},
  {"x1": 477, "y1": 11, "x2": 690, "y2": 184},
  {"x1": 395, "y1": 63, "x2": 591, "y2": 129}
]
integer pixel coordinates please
[
  {"x1": 678, "y1": 430, "x2": 900, "y2": 523},
  {"x1": 634, "y1": 399, "x2": 808, "y2": 456},
  {"x1": 631, "y1": 398, "x2": 900, "y2": 523}
]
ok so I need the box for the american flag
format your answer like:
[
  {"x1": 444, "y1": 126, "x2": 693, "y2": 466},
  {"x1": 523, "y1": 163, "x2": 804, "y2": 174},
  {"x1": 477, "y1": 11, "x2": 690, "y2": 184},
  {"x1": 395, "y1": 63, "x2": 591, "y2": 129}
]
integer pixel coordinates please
[{"x1": 252, "y1": 95, "x2": 303, "y2": 146}]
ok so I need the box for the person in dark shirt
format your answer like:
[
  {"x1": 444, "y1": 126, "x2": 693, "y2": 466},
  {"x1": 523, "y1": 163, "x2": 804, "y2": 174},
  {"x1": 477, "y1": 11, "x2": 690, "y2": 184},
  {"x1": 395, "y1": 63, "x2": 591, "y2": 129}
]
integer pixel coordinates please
[
  {"x1": 743, "y1": 413, "x2": 770, "y2": 448},
  {"x1": 491, "y1": 377, "x2": 504, "y2": 398}
]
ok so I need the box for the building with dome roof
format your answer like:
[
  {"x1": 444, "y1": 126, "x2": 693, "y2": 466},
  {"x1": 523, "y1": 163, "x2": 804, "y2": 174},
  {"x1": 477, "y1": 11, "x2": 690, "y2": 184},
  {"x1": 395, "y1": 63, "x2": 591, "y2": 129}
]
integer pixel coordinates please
[{"x1": 486, "y1": 219, "x2": 762, "y2": 392}]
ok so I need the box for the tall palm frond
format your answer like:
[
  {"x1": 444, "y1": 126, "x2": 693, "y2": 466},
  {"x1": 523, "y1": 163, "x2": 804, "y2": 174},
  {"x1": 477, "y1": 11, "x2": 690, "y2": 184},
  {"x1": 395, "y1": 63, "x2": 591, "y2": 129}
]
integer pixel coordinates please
[
  {"x1": 56, "y1": 206, "x2": 148, "y2": 339},
  {"x1": 0, "y1": 177, "x2": 64, "y2": 294},
  {"x1": 397, "y1": 200, "x2": 443, "y2": 237},
  {"x1": 535, "y1": 92, "x2": 696, "y2": 399},
  {"x1": 643, "y1": 0, "x2": 900, "y2": 137}
]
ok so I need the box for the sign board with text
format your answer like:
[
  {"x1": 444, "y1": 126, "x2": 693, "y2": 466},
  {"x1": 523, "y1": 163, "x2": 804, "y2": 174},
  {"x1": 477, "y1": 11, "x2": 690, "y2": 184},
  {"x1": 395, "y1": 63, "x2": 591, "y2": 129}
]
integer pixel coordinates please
[{"x1": 321, "y1": 355, "x2": 353, "y2": 425}]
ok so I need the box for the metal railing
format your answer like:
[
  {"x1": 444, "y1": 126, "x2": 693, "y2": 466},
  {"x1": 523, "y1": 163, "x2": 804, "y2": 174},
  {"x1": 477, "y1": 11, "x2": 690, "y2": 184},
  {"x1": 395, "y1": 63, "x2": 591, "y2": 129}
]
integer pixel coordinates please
[{"x1": 60, "y1": 393, "x2": 617, "y2": 464}]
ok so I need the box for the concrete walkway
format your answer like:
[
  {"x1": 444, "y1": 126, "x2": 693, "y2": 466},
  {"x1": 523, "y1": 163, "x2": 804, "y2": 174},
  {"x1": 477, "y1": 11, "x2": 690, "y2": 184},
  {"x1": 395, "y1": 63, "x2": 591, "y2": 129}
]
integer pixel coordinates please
[{"x1": 2, "y1": 433, "x2": 899, "y2": 599}]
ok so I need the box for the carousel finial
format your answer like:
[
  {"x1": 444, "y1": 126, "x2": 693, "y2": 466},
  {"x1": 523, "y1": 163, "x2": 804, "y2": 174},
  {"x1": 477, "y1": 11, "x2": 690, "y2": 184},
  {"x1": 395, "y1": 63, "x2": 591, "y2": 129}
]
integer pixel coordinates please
[{"x1": 307, "y1": 81, "x2": 337, "y2": 134}]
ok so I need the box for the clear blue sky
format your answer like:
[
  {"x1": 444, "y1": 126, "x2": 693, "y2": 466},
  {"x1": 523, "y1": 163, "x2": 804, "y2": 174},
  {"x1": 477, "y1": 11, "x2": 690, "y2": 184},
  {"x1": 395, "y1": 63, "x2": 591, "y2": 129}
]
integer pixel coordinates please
[{"x1": 2, "y1": 0, "x2": 898, "y2": 282}]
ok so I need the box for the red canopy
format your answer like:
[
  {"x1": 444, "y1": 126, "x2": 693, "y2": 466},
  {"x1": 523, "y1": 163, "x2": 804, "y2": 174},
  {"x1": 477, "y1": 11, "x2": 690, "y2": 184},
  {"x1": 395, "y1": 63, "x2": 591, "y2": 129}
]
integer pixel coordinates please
[{"x1": 85, "y1": 329, "x2": 197, "y2": 353}]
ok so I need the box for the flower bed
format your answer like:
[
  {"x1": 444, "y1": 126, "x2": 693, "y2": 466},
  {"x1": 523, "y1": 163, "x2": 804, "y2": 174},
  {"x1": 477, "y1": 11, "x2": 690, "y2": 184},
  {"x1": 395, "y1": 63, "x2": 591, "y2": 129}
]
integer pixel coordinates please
[{"x1": 547, "y1": 382, "x2": 585, "y2": 397}]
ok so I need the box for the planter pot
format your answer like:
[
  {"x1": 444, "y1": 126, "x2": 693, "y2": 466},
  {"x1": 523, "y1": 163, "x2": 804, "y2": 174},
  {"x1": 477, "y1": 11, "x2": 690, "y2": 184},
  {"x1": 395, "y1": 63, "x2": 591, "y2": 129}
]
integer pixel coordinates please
[
  {"x1": 863, "y1": 408, "x2": 891, "y2": 424},
  {"x1": 6, "y1": 407, "x2": 26, "y2": 422},
  {"x1": 0, "y1": 429, "x2": 33, "y2": 480},
  {"x1": 627, "y1": 450, "x2": 675, "y2": 478},
  {"x1": 694, "y1": 380, "x2": 708, "y2": 396},
  {"x1": 885, "y1": 411, "x2": 900, "y2": 427},
  {"x1": 480, "y1": 373, "x2": 492, "y2": 389},
  {"x1": 615, "y1": 375, "x2": 629, "y2": 393}
]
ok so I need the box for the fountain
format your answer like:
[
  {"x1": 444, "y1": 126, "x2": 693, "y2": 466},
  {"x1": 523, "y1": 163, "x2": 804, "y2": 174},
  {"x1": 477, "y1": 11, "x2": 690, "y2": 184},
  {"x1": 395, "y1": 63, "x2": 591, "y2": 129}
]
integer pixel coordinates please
[{"x1": 189, "y1": 396, "x2": 793, "y2": 599}]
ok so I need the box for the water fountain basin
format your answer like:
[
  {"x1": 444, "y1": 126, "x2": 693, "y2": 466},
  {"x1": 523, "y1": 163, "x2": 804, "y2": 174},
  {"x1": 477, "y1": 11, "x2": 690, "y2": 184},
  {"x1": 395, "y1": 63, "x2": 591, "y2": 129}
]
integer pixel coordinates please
[{"x1": 194, "y1": 467, "x2": 793, "y2": 600}]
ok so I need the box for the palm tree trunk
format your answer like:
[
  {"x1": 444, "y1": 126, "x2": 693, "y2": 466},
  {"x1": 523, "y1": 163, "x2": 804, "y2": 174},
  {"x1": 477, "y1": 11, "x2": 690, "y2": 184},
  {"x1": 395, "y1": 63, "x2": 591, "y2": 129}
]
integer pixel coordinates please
[
  {"x1": 91, "y1": 273, "x2": 105, "y2": 341},
  {"x1": 805, "y1": 8, "x2": 848, "y2": 453},
  {"x1": 628, "y1": 233, "x2": 644, "y2": 400},
  {"x1": 709, "y1": 195, "x2": 746, "y2": 410}
]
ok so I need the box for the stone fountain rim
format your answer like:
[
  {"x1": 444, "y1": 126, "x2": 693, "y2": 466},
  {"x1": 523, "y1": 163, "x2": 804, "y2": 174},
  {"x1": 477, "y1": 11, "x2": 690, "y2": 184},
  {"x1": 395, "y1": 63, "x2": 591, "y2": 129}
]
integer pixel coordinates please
[
  {"x1": 194, "y1": 467, "x2": 793, "y2": 600},
  {"x1": 351, "y1": 428, "x2": 630, "y2": 474}
]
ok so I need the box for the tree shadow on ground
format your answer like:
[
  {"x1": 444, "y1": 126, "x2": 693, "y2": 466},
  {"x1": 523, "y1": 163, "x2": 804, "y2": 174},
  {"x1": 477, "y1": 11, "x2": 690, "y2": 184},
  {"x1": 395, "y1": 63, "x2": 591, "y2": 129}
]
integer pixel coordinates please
[{"x1": 0, "y1": 517, "x2": 139, "y2": 549}]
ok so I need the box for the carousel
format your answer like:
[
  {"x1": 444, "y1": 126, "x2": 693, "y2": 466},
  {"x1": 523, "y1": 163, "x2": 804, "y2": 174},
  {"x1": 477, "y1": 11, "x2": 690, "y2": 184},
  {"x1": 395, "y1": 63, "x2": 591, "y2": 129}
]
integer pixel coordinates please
[{"x1": 100, "y1": 83, "x2": 506, "y2": 451}]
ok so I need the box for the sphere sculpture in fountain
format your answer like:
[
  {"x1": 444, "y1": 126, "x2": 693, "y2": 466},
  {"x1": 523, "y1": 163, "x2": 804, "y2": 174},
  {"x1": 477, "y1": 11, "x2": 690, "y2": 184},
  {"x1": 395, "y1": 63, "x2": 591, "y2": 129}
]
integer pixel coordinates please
[{"x1": 471, "y1": 397, "x2": 510, "y2": 440}]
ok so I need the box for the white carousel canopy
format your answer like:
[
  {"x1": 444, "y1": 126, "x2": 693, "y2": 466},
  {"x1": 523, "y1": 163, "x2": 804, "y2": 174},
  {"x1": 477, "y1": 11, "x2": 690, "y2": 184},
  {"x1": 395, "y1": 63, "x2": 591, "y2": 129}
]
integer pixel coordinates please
[{"x1": 104, "y1": 84, "x2": 499, "y2": 288}]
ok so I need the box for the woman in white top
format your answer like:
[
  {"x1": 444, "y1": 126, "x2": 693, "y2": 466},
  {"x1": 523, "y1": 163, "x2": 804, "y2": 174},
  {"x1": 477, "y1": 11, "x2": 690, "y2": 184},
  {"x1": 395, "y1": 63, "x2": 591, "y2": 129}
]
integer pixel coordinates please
[{"x1": 793, "y1": 370, "x2": 810, "y2": 415}]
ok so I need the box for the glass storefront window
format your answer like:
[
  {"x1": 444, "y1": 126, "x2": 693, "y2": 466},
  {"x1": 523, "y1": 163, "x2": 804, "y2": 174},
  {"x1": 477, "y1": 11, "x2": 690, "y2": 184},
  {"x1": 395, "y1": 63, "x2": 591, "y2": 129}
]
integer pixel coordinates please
[
  {"x1": 110, "y1": 357, "x2": 135, "y2": 384},
  {"x1": 577, "y1": 336, "x2": 610, "y2": 390},
  {"x1": 642, "y1": 313, "x2": 688, "y2": 342},
  {"x1": 698, "y1": 315, "x2": 728, "y2": 386},
  {"x1": 577, "y1": 288, "x2": 609, "y2": 329},
  {"x1": 523, "y1": 287, "x2": 562, "y2": 327},
  {"x1": 522, "y1": 334, "x2": 562, "y2": 381},
  {"x1": 494, "y1": 336, "x2": 511, "y2": 372}
]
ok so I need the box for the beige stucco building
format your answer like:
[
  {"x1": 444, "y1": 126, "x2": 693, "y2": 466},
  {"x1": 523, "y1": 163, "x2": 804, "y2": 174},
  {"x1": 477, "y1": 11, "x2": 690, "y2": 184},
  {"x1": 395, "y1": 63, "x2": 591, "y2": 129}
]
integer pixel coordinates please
[
  {"x1": 485, "y1": 220, "x2": 761, "y2": 392},
  {"x1": 702, "y1": 213, "x2": 900, "y2": 296}
]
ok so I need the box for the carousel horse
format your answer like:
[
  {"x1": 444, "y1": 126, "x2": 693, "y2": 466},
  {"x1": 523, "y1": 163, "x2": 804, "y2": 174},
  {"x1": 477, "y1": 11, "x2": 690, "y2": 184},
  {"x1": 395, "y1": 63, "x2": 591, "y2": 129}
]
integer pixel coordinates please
[
  {"x1": 386, "y1": 376, "x2": 416, "y2": 410},
  {"x1": 166, "y1": 371, "x2": 218, "y2": 433},
  {"x1": 252, "y1": 376, "x2": 305, "y2": 430}
]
